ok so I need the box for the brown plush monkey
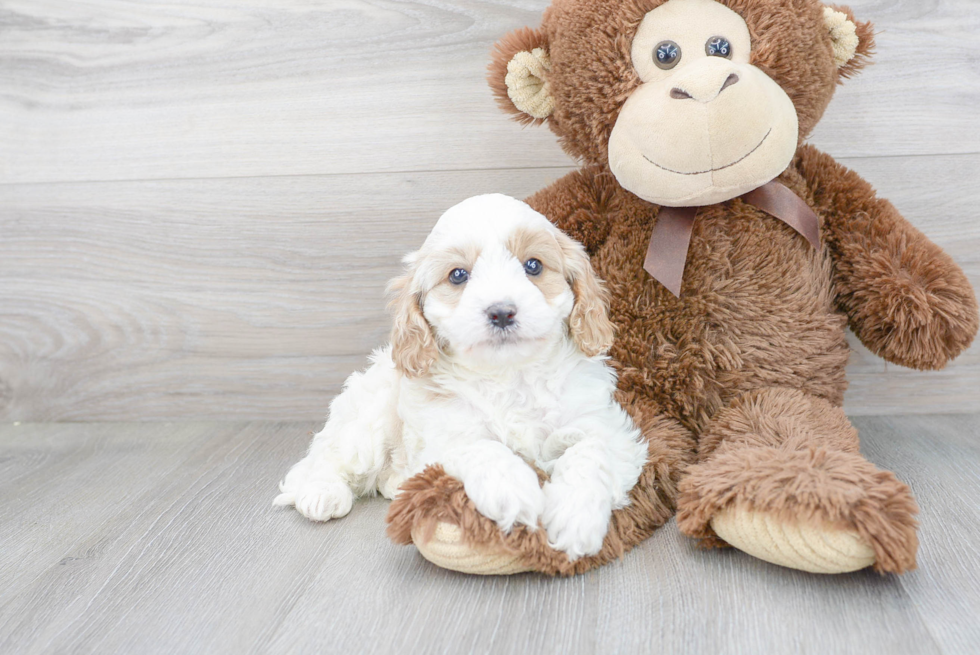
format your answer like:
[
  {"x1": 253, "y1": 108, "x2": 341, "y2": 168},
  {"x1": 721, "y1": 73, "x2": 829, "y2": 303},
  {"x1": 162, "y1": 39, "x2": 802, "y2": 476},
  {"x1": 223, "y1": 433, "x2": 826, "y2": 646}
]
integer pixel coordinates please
[{"x1": 386, "y1": 0, "x2": 978, "y2": 575}]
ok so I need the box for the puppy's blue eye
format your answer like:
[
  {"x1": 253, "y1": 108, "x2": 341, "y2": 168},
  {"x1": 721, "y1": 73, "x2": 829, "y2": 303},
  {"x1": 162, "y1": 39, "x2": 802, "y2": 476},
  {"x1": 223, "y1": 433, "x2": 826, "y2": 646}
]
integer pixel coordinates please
[
  {"x1": 523, "y1": 258, "x2": 543, "y2": 276},
  {"x1": 448, "y1": 268, "x2": 469, "y2": 285},
  {"x1": 705, "y1": 36, "x2": 732, "y2": 59}
]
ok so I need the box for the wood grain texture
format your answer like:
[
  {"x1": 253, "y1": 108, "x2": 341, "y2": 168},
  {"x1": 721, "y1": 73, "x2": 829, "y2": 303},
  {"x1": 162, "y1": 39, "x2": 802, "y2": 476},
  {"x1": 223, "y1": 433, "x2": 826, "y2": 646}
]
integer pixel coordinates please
[
  {"x1": 857, "y1": 414, "x2": 980, "y2": 655},
  {"x1": 1, "y1": 0, "x2": 978, "y2": 420},
  {"x1": 0, "y1": 168, "x2": 573, "y2": 421},
  {"x1": 1, "y1": 156, "x2": 977, "y2": 421},
  {"x1": 0, "y1": 424, "x2": 233, "y2": 602},
  {"x1": 1, "y1": 417, "x2": 978, "y2": 654},
  {"x1": 0, "y1": 0, "x2": 978, "y2": 185}
]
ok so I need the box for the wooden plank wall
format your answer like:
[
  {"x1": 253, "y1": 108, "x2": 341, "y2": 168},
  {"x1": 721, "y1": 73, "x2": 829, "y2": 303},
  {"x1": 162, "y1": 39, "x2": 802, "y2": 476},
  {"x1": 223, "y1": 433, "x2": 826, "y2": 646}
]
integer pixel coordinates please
[{"x1": 1, "y1": 0, "x2": 977, "y2": 421}]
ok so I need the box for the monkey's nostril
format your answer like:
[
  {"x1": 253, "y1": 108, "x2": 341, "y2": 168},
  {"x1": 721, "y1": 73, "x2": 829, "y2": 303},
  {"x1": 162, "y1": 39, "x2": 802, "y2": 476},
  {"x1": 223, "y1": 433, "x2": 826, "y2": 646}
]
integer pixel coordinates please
[
  {"x1": 670, "y1": 87, "x2": 692, "y2": 100},
  {"x1": 720, "y1": 73, "x2": 739, "y2": 93},
  {"x1": 486, "y1": 303, "x2": 518, "y2": 329}
]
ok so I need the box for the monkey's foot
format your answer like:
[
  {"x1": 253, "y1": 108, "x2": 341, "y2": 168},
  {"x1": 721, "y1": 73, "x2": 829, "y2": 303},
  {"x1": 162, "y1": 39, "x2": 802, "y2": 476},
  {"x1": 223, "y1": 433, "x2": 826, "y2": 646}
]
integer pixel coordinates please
[
  {"x1": 386, "y1": 452, "x2": 675, "y2": 576},
  {"x1": 678, "y1": 445, "x2": 918, "y2": 574},
  {"x1": 710, "y1": 507, "x2": 875, "y2": 574},
  {"x1": 412, "y1": 521, "x2": 533, "y2": 575}
]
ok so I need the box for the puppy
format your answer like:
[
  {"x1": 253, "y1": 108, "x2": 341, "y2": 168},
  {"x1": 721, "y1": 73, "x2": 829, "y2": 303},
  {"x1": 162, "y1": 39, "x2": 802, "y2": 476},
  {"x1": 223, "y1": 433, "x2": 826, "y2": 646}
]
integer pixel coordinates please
[{"x1": 274, "y1": 194, "x2": 647, "y2": 560}]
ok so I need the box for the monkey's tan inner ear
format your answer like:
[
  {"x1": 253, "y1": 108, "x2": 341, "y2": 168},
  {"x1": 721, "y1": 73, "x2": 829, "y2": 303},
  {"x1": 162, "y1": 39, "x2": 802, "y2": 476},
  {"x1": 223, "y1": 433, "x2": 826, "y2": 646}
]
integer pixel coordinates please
[
  {"x1": 823, "y1": 7, "x2": 859, "y2": 67},
  {"x1": 505, "y1": 48, "x2": 554, "y2": 119}
]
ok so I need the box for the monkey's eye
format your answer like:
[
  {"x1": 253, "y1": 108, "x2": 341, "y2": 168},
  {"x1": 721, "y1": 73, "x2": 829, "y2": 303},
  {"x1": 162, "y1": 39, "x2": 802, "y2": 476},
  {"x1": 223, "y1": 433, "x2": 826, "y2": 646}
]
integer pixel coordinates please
[
  {"x1": 448, "y1": 268, "x2": 469, "y2": 285},
  {"x1": 705, "y1": 37, "x2": 732, "y2": 59},
  {"x1": 654, "y1": 40, "x2": 681, "y2": 70},
  {"x1": 523, "y1": 258, "x2": 543, "y2": 276}
]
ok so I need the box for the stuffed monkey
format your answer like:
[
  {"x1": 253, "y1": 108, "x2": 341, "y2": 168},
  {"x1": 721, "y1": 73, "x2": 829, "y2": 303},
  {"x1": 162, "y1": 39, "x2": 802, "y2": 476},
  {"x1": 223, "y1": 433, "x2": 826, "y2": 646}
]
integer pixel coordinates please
[{"x1": 386, "y1": 0, "x2": 978, "y2": 575}]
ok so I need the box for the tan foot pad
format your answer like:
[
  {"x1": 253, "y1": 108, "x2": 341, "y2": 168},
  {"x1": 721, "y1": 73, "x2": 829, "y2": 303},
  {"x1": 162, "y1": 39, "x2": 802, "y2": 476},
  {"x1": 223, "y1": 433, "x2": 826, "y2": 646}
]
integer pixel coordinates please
[
  {"x1": 710, "y1": 507, "x2": 876, "y2": 574},
  {"x1": 411, "y1": 522, "x2": 534, "y2": 575}
]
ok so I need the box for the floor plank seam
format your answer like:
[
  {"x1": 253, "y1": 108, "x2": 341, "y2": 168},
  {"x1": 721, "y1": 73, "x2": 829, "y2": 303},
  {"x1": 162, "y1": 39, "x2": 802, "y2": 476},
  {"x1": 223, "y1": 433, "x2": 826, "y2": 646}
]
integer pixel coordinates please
[{"x1": 3, "y1": 151, "x2": 978, "y2": 188}]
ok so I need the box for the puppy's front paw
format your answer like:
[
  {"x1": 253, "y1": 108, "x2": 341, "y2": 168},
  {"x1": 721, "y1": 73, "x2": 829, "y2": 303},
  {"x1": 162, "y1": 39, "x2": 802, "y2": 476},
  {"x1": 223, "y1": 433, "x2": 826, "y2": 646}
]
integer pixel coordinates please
[
  {"x1": 378, "y1": 470, "x2": 409, "y2": 500},
  {"x1": 542, "y1": 481, "x2": 613, "y2": 560},
  {"x1": 463, "y1": 463, "x2": 545, "y2": 533},
  {"x1": 274, "y1": 478, "x2": 354, "y2": 522}
]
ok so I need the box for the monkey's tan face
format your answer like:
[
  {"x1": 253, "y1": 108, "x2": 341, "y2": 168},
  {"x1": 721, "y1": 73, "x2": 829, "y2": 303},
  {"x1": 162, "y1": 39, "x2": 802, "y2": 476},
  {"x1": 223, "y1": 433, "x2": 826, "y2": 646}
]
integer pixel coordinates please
[{"x1": 608, "y1": 0, "x2": 799, "y2": 207}]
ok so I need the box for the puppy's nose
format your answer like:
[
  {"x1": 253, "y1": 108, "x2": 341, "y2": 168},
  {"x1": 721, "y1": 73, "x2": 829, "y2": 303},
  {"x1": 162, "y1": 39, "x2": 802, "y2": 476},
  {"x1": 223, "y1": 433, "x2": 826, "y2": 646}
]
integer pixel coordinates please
[{"x1": 486, "y1": 303, "x2": 517, "y2": 329}]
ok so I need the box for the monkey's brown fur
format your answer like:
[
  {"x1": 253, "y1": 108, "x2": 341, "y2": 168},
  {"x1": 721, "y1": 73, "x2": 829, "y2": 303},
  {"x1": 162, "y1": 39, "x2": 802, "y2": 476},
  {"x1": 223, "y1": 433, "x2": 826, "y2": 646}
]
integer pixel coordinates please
[
  {"x1": 386, "y1": 0, "x2": 978, "y2": 575},
  {"x1": 387, "y1": 390, "x2": 690, "y2": 575}
]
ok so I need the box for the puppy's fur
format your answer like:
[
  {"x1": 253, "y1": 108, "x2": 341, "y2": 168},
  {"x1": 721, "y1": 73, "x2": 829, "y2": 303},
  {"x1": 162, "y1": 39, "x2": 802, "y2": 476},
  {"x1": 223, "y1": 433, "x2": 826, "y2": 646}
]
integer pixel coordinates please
[{"x1": 274, "y1": 194, "x2": 647, "y2": 560}]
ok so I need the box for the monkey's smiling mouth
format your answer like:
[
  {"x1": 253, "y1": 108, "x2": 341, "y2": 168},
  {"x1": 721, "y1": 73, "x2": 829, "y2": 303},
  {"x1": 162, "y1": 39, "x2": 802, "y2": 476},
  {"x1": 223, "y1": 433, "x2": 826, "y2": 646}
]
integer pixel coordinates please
[{"x1": 642, "y1": 128, "x2": 772, "y2": 176}]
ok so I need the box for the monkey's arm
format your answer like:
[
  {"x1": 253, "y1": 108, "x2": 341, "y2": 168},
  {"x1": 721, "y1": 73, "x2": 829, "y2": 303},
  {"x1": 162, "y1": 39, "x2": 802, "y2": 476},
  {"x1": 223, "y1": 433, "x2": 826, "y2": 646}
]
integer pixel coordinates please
[
  {"x1": 796, "y1": 144, "x2": 978, "y2": 370},
  {"x1": 525, "y1": 166, "x2": 617, "y2": 255}
]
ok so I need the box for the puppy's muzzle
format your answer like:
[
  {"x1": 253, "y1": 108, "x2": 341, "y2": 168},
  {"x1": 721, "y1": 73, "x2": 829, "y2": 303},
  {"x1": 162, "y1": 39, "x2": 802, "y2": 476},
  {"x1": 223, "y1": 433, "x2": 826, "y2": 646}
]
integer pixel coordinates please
[{"x1": 486, "y1": 303, "x2": 517, "y2": 329}]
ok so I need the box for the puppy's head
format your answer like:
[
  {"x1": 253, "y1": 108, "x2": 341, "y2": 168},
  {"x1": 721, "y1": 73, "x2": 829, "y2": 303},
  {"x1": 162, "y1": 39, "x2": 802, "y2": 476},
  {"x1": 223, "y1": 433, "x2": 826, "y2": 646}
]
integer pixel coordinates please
[{"x1": 389, "y1": 194, "x2": 613, "y2": 377}]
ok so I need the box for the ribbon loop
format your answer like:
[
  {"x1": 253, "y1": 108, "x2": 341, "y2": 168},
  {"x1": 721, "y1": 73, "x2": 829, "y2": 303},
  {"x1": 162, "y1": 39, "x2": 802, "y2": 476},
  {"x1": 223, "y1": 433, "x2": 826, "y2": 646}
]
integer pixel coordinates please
[
  {"x1": 643, "y1": 180, "x2": 821, "y2": 297},
  {"x1": 643, "y1": 206, "x2": 697, "y2": 298},
  {"x1": 741, "y1": 180, "x2": 821, "y2": 250}
]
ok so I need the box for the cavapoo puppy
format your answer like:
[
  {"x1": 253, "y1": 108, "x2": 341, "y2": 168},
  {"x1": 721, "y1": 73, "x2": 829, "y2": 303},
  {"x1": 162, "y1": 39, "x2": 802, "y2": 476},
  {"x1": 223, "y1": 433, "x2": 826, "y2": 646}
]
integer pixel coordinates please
[{"x1": 274, "y1": 194, "x2": 647, "y2": 559}]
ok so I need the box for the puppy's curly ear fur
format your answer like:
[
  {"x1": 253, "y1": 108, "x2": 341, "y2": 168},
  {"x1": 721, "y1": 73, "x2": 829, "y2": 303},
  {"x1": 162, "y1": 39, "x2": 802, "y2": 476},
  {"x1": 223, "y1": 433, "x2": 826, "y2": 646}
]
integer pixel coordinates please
[
  {"x1": 556, "y1": 232, "x2": 615, "y2": 357},
  {"x1": 388, "y1": 265, "x2": 438, "y2": 377}
]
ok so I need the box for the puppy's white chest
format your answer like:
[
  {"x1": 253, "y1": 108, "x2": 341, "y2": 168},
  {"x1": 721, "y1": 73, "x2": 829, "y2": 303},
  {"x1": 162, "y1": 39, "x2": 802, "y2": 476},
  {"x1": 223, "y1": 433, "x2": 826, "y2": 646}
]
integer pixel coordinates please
[
  {"x1": 479, "y1": 382, "x2": 562, "y2": 456},
  {"x1": 399, "y1": 372, "x2": 565, "y2": 464}
]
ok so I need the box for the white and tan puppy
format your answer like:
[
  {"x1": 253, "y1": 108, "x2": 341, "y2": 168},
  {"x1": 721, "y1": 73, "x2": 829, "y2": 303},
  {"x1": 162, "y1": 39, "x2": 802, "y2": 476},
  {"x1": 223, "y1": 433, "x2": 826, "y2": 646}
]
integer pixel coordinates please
[{"x1": 274, "y1": 194, "x2": 647, "y2": 560}]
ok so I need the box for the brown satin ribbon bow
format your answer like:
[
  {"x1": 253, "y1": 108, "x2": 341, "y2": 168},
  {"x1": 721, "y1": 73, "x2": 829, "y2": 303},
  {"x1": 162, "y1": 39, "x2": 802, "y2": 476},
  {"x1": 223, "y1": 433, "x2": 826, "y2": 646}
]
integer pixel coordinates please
[{"x1": 643, "y1": 180, "x2": 821, "y2": 297}]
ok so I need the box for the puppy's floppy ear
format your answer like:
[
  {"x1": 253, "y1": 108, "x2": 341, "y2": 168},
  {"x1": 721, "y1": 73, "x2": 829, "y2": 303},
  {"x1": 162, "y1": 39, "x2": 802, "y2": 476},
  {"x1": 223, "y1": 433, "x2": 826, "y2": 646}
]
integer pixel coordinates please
[
  {"x1": 823, "y1": 5, "x2": 875, "y2": 80},
  {"x1": 387, "y1": 259, "x2": 438, "y2": 377},
  {"x1": 488, "y1": 27, "x2": 553, "y2": 125},
  {"x1": 555, "y1": 231, "x2": 615, "y2": 357}
]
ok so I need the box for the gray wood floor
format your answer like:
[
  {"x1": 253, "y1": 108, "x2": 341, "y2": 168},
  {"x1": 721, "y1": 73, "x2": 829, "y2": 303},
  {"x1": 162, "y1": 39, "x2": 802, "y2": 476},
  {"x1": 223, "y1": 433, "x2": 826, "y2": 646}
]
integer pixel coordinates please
[{"x1": 2, "y1": 415, "x2": 979, "y2": 655}]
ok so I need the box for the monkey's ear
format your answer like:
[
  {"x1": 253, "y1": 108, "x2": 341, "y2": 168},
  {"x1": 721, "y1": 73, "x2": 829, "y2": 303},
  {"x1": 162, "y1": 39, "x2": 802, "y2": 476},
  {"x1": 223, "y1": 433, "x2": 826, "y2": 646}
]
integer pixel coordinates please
[
  {"x1": 823, "y1": 5, "x2": 875, "y2": 79},
  {"x1": 488, "y1": 27, "x2": 554, "y2": 125}
]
